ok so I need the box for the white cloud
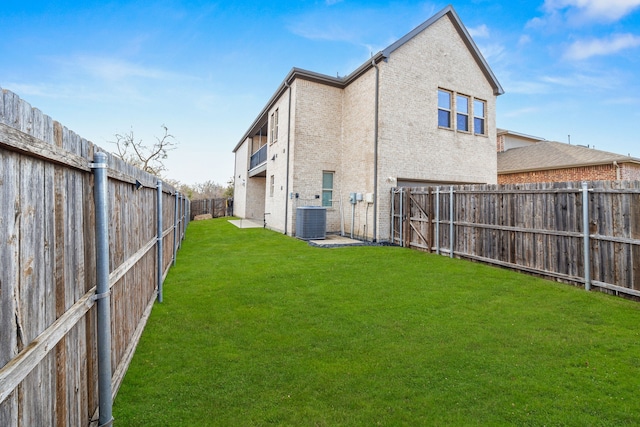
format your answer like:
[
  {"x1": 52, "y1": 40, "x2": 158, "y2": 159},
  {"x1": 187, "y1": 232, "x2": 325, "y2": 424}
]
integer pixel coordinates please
[
  {"x1": 543, "y1": 0, "x2": 640, "y2": 22},
  {"x1": 518, "y1": 35, "x2": 532, "y2": 46},
  {"x1": 563, "y1": 33, "x2": 640, "y2": 60},
  {"x1": 468, "y1": 24, "x2": 490, "y2": 38},
  {"x1": 69, "y1": 55, "x2": 181, "y2": 81},
  {"x1": 477, "y1": 43, "x2": 506, "y2": 63}
]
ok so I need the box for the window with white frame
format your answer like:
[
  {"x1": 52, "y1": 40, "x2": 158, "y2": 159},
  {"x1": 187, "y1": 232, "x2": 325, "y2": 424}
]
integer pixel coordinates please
[
  {"x1": 269, "y1": 175, "x2": 275, "y2": 197},
  {"x1": 438, "y1": 89, "x2": 487, "y2": 135},
  {"x1": 437, "y1": 89, "x2": 452, "y2": 128},
  {"x1": 474, "y1": 99, "x2": 486, "y2": 135},
  {"x1": 456, "y1": 94, "x2": 469, "y2": 132},
  {"x1": 270, "y1": 109, "x2": 279, "y2": 143},
  {"x1": 322, "y1": 171, "x2": 334, "y2": 207}
]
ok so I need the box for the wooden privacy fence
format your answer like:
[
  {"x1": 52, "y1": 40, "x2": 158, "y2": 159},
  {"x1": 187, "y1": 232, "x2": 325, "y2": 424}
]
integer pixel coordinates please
[
  {"x1": 391, "y1": 181, "x2": 640, "y2": 298},
  {"x1": 190, "y1": 197, "x2": 233, "y2": 219},
  {"x1": 0, "y1": 87, "x2": 190, "y2": 426}
]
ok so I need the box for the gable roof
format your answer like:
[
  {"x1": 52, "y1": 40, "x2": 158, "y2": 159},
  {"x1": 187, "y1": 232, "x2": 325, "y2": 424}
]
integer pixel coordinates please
[
  {"x1": 234, "y1": 4, "x2": 503, "y2": 153},
  {"x1": 498, "y1": 141, "x2": 640, "y2": 174},
  {"x1": 383, "y1": 5, "x2": 503, "y2": 96}
]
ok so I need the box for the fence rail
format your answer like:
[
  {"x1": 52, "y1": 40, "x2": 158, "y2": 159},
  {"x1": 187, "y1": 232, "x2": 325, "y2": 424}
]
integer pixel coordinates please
[
  {"x1": 0, "y1": 86, "x2": 190, "y2": 426},
  {"x1": 391, "y1": 181, "x2": 640, "y2": 298}
]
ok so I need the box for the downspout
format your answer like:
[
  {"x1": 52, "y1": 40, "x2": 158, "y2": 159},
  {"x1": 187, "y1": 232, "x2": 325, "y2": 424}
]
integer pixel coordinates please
[
  {"x1": 372, "y1": 59, "x2": 380, "y2": 242},
  {"x1": 284, "y1": 80, "x2": 293, "y2": 234}
]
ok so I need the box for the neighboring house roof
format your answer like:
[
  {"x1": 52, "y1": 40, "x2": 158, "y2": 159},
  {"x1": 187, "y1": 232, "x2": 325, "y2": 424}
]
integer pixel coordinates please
[
  {"x1": 497, "y1": 128, "x2": 545, "y2": 143},
  {"x1": 498, "y1": 141, "x2": 640, "y2": 174},
  {"x1": 233, "y1": 4, "x2": 503, "y2": 153}
]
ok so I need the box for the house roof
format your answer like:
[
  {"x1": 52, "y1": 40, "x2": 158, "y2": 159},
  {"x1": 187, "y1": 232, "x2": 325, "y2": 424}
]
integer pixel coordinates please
[
  {"x1": 498, "y1": 141, "x2": 640, "y2": 174},
  {"x1": 233, "y1": 4, "x2": 503, "y2": 153},
  {"x1": 497, "y1": 128, "x2": 546, "y2": 142}
]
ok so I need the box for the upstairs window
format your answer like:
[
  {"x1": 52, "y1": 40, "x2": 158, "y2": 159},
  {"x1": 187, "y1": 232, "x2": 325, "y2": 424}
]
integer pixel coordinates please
[
  {"x1": 322, "y1": 171, "x2": 334, "y2": 207},
  {"x1": 474, "y1": 100, "x2": 486, "y2": 135},
  {"x1": 270, "y1": 109, "x2": 279, "y2": 143},
  {"x1": 456, "y1": 94, "x2": 469, "y2": 132},
  {"x1": 437, "y1": 89, "x2": 452, "y2": 128},
  {"x1": 438, "y1": 89, "x2": 487, "y2": 135}
]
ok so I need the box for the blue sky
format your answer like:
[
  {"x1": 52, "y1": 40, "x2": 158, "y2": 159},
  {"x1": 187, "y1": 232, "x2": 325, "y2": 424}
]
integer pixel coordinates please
[{"x1": 2, "y1": 0, "x2": 639, "y2": 186}]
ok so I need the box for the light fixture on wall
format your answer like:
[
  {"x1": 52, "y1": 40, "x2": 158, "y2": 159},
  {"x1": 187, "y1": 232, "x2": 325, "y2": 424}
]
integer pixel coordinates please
[{"x1": 271, "y1": 154, "x2": 276, "y2": 161}]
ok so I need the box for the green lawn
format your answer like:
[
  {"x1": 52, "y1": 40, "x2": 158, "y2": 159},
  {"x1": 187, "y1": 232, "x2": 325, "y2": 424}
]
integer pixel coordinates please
[{"x1": 114, "y1": 218, "x2": 640, "y2": 426}]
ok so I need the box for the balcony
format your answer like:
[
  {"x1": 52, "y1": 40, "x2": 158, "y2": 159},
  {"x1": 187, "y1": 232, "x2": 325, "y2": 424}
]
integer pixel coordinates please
[{"x1": 249, "y1": 144, "x2": 267, "y2": 177}]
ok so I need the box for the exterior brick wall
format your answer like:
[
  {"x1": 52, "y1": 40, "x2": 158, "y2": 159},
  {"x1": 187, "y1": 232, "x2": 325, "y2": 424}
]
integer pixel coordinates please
[
  {"x1": 498, "y1": 164, "x2": 617, "y2": 184},
  {"x1": 621, "y1": 163, "x2": 640, "y2": 181},
  {"x1": 375, "y1": 14, "x2": 497, "y2": 241}
]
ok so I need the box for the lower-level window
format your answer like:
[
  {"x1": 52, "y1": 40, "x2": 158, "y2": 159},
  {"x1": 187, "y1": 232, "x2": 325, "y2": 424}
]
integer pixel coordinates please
[
  {"x1": 269, "y1": 175, "x2": 275, "y2": 197},
  {"x1": 322, "y1": 171, "x2": 334, "y2": 207}
]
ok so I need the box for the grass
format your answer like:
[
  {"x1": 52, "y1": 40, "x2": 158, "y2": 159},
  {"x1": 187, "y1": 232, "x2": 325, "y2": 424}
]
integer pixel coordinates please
[{"x1": 114, "y1": 218, "x2": 640, "y2": 426}]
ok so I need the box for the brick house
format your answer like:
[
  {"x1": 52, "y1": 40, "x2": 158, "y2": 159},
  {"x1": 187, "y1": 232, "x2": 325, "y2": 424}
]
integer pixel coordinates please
[
  {"x1": 497, "y1": 132, "x2": 640, "y2": 184},
  {"x1": 233, "y1": 5, "x2": 503, "y2": 241}
]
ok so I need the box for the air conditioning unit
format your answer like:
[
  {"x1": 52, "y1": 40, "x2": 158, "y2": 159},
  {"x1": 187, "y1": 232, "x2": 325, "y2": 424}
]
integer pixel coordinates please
[{"x1": 296, "y1": 207, "x2": 327, "y2": 240}]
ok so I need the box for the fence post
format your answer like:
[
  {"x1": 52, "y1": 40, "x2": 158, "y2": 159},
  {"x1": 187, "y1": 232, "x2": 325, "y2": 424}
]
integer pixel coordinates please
[
  {"x1": 90, "y1": 152, "x2": 114, "y2": 427},
  {"x1": 173, "y1": 192, "x2": 179, "y2": 266},
  {"x1": 435, "y1": 187, "x2": 440, "y2": 255},
  {"x1": 399, "y1": 188, "x2": 404, "y2": 247},
  {"x1": 582, "y1": 182, "x2": 591, "y2": 291},
  {"x1": 390, "y1": 189, "x2": 395, "y2": 245},
  {"x1": 449, "y1": 186, "x2": 454, "y2": 258},
  {"x1": 157, "y1": 180, "x2": 163, "y2": 302}
]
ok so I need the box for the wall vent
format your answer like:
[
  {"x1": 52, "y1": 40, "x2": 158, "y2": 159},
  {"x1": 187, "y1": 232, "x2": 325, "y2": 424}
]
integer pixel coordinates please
[{"x1": 295, "y1": 207, "x2": 327, "y2": 240}]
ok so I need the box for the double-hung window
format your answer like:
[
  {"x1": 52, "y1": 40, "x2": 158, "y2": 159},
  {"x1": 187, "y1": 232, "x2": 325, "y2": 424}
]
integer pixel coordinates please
[
  {"x1": 437, "y1": 89, "x2": 452, "y2": 128},
  {"x1": 474, "y1": 99, "x2": 486, "y2": 135},
  {"x1": 322, "y1": 171, "x2": 334, "y2": 207},
  {"x1": 456, "y1": 95, "x2": 470, "y2": 132},
  {"x1": 269, "y1": 175, "x2": 275, "y2": 197}
]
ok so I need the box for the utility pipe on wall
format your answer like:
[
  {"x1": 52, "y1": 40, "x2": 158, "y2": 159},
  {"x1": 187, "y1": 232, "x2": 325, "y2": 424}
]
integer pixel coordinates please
[
  {"x1": 372, "y1": 59, "x2": 379, "y2": 242},
  {"x1": 91, "y1": 152, "x2": 114, "y2": 427},
  {"x1": 284, "y1": 81, "x2": 293, "y2": 235}
]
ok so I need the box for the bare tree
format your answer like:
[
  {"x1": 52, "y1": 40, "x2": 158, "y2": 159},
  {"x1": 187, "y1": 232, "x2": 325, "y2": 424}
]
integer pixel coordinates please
[{"x1": 111, "y1": 124, "x2": 177, "y2": 176}]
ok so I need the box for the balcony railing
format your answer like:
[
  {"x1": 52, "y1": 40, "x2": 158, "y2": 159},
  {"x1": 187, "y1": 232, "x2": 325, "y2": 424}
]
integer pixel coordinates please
[{"x1": 250, "y1": 144, "x2": 267, "y2": 170}]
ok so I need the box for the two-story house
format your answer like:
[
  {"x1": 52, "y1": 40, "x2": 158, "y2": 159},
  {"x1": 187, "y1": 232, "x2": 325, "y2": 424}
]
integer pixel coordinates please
[{"x1": 233, "y1": 5, "x2": 503, "y2": 241}]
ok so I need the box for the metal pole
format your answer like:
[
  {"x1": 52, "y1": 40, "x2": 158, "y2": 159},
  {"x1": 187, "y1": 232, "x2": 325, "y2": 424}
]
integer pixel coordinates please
[
  {"x1": 390, "y1": 189, "x2": 395, "y2": 244},
  {"x1": 173, "y1": 191, "x2": 179, "y2": 266},
  {"x1": 91, "y1": 152, "x2": 113, "y2": 427},
  {"x1": 582, "y1": 182, "x2": 591, "y2": 291},
  {"x1": 449, "y1": 186, "x2": 454, "y2": 258},
  {"x1": 399, "y1": 188, "x2": 404, "y2": 247},
  {"x1": 435, "y1": 187, "x2": 440, "y2": 255},
  {"x1": 157, "y1": 180, "x2": 163, "y2": 302}
]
